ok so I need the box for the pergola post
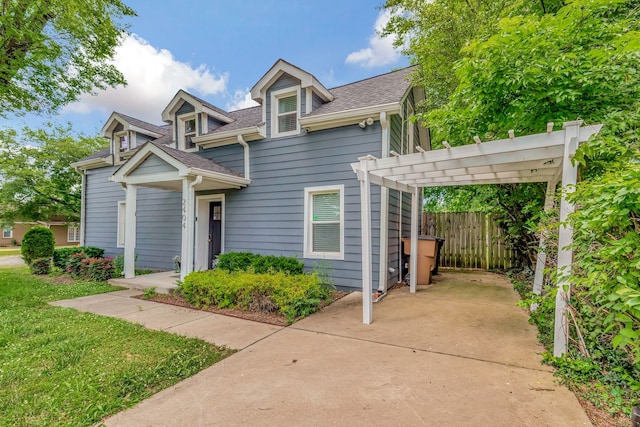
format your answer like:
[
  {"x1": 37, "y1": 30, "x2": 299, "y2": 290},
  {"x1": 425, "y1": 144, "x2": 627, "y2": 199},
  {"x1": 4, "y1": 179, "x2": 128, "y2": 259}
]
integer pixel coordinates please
[
  {"x1": 553, "y1": 121, "x2": 582, "y2": 357},
  {"x1": 532, "y1": 179, "x2": 558, "y2": 299},
  {"x1": 123, "y1": 184, "x2": 137, "y2": 279},
  {"x1": 409, "y1": 186, "x2": 419, "y2": 293},
  {"x1": 359, "y1": 165, "x2": 373, "y2": 324}
]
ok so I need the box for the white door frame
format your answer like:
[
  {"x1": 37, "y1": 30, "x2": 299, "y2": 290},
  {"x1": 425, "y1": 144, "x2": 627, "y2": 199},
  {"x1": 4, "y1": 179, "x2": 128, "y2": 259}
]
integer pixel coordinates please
[{"x1": 194, "y1": 194, "x2": 225, "y2": 271}]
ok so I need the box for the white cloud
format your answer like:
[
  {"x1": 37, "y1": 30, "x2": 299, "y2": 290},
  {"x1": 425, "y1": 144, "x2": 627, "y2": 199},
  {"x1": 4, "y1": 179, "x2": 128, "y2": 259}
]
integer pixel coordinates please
[
  {"x1": 345, "y1": 11, "x2": 402, "y2": 68},
  {"x1": 226, "y1": 89, "x2": 259, "y2": 112},
  {"x1": 64, "y1": 34, "x2": 228, "y2": 123}
]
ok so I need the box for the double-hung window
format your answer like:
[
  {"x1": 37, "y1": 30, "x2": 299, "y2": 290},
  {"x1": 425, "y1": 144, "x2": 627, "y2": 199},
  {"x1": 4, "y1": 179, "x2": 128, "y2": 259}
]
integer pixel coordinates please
[
  {"x1": 304, "y1": 185, "x2": 344, "y2": 260},
  {"x1": 2, "y1": 226, "x2": 12, "y2": 239},
  {"x1": 67, "y1": 226, "x2": 80, "y2": 243},
  {"x1": 271, "y1": 88, "x2": 300, "y2": 137},
  {"x1": 184, "y1": 117, "x2": 196, "y2": 149},
  {"x1": 118, "y1": 134, "x2": 129, "y2": 152}
]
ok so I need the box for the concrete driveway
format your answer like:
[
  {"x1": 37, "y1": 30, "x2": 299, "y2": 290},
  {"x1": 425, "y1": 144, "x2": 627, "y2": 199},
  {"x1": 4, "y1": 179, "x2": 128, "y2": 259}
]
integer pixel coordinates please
[{"x1": 56, "y1": 271, "x2": 591, "y2": 426}]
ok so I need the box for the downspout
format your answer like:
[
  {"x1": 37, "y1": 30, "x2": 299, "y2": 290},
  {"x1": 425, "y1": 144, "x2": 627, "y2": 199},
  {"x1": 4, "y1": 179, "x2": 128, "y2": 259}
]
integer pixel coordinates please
[
  {"x1": 378, "y1": 112, "x2": 389, "y2": 293},
  {"x1": 237, "y1": 135, "x2": 250, "y2": 180}
]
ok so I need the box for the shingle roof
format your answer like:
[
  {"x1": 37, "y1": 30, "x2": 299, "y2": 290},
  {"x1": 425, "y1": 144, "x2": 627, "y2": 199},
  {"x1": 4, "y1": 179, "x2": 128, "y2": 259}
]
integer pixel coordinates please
[
  {"x1": 151, "y1": 143, "x2": 243, "y2": 177},
  {"x1": 77, "y1": 147, "x2": 111, "y2": 162},
  {"x1": 205, "y1": 106, "x2": 262, "y2": 135},
  {"x1": 114, "y1": 112, "x2": 170, "y2": 136},
  {"x1": 305, "y1": 66, "x2": 416, "y2": 117},
  {"x1": 80, "y1": 65, "x2": 416, "y2": 165}
]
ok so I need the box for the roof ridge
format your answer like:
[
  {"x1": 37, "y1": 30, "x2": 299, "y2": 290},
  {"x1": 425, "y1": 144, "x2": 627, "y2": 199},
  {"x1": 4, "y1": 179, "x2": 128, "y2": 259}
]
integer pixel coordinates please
[{"x1": 328, "y1": 65, "x2": 416, "y2": 91}]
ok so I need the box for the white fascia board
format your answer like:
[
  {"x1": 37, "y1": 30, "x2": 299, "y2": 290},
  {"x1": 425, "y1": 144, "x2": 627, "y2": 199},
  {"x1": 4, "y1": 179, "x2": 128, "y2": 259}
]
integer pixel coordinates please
[
  {"x1": 193, "y1": 126, "x2": 265, "y2": 149},
  {"x1": 127, "y1": 124, "x2": 163, "y2": 138},
  {"x1": 71, "y1": 156, "x2": 112, "y2": 170},
  {"x1": 186, "y1": 168, "x2": 251, "y2": 187},
  {"x1": 102, "y1": 113, "x2": 164, "y2": 138},
  {"x1": 100, "y1": 112, "x2": 120, "y2": 137},
  {"x1": 250, "y1": 59, "x2": 334, "y2": 103},
  {"x1": 112, "y1": 144, "x2": 187, "y2": 182},
  {"x1": 161, "y1": 90, "x2": 234, "y2": 123},
  {"x1": 300, "y1": 103, "x2": 400, "y2": 132},
  {"x1": 122, "y1": 171, "x2": 182, "y2": 185}
]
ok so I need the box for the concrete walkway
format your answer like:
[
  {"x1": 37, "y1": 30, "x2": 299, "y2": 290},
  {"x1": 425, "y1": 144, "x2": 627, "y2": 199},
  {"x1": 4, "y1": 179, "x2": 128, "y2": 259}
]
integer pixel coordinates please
[{"x1": 52, "y1": 271, "x2": 591, "y2": 426}]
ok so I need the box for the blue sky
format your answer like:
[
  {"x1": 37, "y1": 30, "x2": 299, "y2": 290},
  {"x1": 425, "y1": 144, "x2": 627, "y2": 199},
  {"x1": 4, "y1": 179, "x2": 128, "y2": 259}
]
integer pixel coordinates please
[{"x1": 3, "y1": 0, "x2": 409, "y2": 136}]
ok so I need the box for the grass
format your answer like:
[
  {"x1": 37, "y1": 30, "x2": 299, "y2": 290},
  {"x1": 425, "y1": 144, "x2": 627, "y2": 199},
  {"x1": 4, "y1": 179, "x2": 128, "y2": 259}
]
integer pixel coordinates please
[
  {"x1": 0, "y1": 248, "x2": 21, "y2": 256},
  {"x1": 0, "y1": 266, "x2": 234, "y2": 427}
]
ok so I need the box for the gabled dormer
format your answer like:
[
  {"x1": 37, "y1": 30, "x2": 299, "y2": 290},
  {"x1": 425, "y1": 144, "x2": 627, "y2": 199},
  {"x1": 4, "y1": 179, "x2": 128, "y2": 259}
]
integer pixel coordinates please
[
  {"x1": 161, "y1": 90, "x2": 235, "y2": 152},
  {"x1": 101, "y1": 112, "x2": 168, "y2": 163},
  {"x1": 250, "y1": 59, "x2": 334, "y2": 139}
]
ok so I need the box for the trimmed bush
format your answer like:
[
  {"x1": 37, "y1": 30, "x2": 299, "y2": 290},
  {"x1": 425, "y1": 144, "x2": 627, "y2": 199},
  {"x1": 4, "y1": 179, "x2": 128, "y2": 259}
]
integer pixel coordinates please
[
  {"x1": 21, "y1": 226, "x2": 55, "y2": 265},
  {"x1": 66, "y1": 251, "x2": 88, "y2": 278},
  {"x1": 181, "y1": 270, "x2": 330, "y2": 323},
  {"x1": 216, "y1": 252, "x2": 304, "y2": 275},
  {"x1": 30, "y1": 258, "x2": 51, "y2": 275},
  {"x1": 53, "y1": 246, "x2": 104, "y2": 269},
  {"x1": 86, "y1": 257, "x2": 115, "y2": 281}
]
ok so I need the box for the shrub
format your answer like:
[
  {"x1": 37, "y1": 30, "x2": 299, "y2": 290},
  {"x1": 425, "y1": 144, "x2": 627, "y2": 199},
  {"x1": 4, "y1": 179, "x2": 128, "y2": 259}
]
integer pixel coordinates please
[
  {"x1": 21, "y1": 226, "x2": 55, "y2": 265},
  {"x1": 86, "y1": 257, "x2": 115, "y2": 281},
  {"x1": 216, "y1": 252, "x2": 256, "y2": 272},
  {"x1": 30, "y1": 258, "x2": 51, "y2": 275},
  {"x1": 66, "y1": 251, "x2": 87, "y2": 278},
  {"x1": 217, "y1": 252, "x2": 304, "y2": 275},
  {"x1": 181, "y1": 270, "x2": 330, "y2": 323},
  {"x1": 53, "y1": 246, "x2": 105, "y2": 269}
]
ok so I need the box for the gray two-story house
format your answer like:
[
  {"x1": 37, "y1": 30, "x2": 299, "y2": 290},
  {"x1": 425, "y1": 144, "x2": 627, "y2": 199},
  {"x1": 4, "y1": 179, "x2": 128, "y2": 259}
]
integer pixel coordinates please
[{"x1": 73, "y1": 59, "x2": 427, "y2": 292}]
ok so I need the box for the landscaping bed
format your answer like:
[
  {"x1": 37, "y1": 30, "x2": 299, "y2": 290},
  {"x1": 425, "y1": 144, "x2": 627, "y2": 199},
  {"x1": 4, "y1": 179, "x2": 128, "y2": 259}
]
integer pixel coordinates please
[{"x1": 136, "y1": 289, "x2": 348, "y2": 327}]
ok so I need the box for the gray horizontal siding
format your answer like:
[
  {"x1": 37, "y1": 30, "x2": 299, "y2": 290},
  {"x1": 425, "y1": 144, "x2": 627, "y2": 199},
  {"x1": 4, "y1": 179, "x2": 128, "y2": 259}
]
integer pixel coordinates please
[
  {"x1": 217, "y1": 123, "x2": 382, "y2": 291},
  {"x1": 135, "y1": 133, "x2": 154, "y2": 148},
  {"x1": 84, "y1": 166, "x2": 181, "y2": 271},
  {"x1": 129, "y1": 154, "x2": 177, "y2": 176},
  {"x1": 176, "y1": 101, "x2": 194, "y2": 115}
]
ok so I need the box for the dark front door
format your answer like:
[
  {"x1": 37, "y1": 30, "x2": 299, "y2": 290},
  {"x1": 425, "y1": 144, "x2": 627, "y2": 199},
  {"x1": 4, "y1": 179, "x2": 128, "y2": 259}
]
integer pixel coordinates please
[{"x1": 208, "y1": 201, "x2": 222, "y2": 269}]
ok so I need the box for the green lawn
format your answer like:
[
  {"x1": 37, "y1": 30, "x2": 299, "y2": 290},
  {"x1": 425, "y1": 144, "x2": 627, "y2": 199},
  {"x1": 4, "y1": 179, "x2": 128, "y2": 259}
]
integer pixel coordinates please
[
  {"x1": 0, "y1": 248, "x2": 21, "y2": 256},
  {"x1": 0, "y1": 266, "x2": 234, "y2": 427}
]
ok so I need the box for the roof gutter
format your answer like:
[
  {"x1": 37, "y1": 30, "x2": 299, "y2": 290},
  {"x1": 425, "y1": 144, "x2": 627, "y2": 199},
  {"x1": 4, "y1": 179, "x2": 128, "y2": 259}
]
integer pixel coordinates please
[
  {"x1": 237, "y1": 135, "x2": 250, "y2": 180},
  {"x1": 300, "y1": 102, "x2": 400, "y2": 132}
]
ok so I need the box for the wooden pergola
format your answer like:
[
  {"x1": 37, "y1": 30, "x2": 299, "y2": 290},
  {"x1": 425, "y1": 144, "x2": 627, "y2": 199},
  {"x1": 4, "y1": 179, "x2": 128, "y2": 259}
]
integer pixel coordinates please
[{"x1": 351, "y1": 120, "x2": 602, "y2": 356}]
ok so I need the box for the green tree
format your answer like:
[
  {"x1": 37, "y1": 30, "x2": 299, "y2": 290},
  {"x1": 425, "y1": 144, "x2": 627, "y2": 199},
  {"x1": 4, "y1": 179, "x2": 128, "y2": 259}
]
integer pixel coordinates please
[
  {"x1": 386, "y1": 0, "x2": 640, "y2": 414},
  {"x1": 0, "y1": 125, "x2": 107, "y2": 224},
  {"x1": 0, "y1": 0, "x2": 135, "y2": 116}
]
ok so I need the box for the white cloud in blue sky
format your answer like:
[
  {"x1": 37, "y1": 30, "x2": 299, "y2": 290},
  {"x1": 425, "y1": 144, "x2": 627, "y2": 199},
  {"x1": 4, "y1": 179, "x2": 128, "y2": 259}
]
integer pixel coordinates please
[
  {"x1": 345, "y1": 11, "x2": 402, "y2": 68},
  {"x1": 64, "y1": 34, "x2": 229, "y2": 123}
]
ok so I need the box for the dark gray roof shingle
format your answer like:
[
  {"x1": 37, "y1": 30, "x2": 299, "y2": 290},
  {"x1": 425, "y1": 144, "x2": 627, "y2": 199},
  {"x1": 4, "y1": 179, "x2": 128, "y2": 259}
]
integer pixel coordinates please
[
  {"x1": 151, "y1": 143, "x2": 243, "y2": 177},
  {"x1": 114, "y1": 112, "x2": 170, "y2": 136},
  {"x1": 305, "y1": 66, "x2": 416, "y2": 117},
  {"x1": 205, "y1": 106, "x2": 262, "y2": 135}
]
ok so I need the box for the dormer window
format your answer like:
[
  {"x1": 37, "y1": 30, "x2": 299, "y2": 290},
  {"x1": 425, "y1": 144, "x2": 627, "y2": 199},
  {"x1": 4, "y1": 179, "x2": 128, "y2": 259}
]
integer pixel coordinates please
[
  {"x1": 118, "y1": 133, "x2": 129, "y2": 152},
  {"x1": 179, "y1": 115, "x2": 197, "y2": 150},
  {"x1": 271, "y1": 87, "x2": 300, "y2": 137}
]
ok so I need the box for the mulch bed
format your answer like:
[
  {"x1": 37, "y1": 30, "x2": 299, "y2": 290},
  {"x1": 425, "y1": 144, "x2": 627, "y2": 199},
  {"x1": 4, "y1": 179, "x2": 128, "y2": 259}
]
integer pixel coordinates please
[{"x1": 134, "y1": 290, "x2": 348, "y2": 327}]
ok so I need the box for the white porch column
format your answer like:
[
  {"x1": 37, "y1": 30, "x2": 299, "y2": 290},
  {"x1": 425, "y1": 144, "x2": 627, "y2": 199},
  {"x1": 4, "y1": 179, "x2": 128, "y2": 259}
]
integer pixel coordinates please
[
  {"x1": 180, "y1": 178, "x2": 197, "y2": 280},
  {"x1": 532, "y1": 180, "x2": 558, "y2": 298},
  {"x1": 378, "y1": 112, "x2": 390, "y2": 292},
  {"x1": 553, "y1": 121, "x2": 582, "y2": 357},
  {"x1": 409, "y1": 186, "x2": 419, "y2": 293},
  {"x1": 123, "y1": 184, "x2": 137, "y2": 279},
  {"x1": 359, "y1": 166, "x2": 373, "y2": 324}
]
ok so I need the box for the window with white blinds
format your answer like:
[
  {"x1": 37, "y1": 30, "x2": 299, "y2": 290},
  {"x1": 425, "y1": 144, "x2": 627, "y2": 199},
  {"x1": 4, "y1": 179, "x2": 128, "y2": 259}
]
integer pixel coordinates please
[
  {"x1": 304, "y1": 185, "x2": 344, "y2": 260},
  {"x1": 271, "y1": 87, "x2": 300, "y2": 137}
]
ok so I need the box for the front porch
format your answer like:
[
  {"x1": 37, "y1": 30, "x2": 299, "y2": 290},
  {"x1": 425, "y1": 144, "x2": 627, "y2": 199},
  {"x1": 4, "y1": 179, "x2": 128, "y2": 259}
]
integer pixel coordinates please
[{"x1": 109, "y1": 271, "x2": 179, "y2": 294}]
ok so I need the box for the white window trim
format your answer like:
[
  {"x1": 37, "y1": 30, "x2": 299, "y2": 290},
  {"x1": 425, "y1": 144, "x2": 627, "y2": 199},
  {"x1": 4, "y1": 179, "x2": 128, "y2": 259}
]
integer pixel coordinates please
[
  {"x1": 115, "y1": 131, "x2": 129, "y2": 153},
  {"x1": 270, "y1": 86, "x2": 301, "y2": 138},
  {"x1": 178, "y1": 114, "x2": 198, "y2": 152},
  {"x1": 303, "y1": 184, "x2": 345, "y2": 260},
  {"x1": 2, "y1": 226, "x2": 13, "y2": 239},
  {"x1": 67, "y1": 225, "x2": 80, "y2": 243},
  {"x1": 117, "y1": 201, "x2": 126, "y2": 248}
]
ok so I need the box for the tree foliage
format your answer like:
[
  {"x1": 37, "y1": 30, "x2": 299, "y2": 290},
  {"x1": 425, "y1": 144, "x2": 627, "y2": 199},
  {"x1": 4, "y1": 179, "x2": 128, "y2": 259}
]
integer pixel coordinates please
[
  {"x1": 0, "y1": 0, "x2": 135, "y2": 116},
  {"x1": 385, "y1": 0, "x2": 640, "y2": 414},
  {"x1": 0, "y1": 125, "x2": 107, "y2": 224}
]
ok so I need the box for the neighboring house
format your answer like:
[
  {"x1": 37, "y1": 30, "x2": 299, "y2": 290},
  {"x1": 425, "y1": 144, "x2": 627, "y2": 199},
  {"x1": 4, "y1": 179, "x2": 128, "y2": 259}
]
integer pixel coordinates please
[
  {"x1": 72, "y1": 59, "x2": 427, "y2": 291},
  {"x1": 0, "y1": 219, "x2": 80, "y2": 247}
]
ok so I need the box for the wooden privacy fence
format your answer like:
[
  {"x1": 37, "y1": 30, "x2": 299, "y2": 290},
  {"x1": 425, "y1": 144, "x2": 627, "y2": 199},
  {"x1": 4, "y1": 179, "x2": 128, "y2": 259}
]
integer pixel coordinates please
[{"x1": 422, "y1": 212, "x2": 516, "y2": 270}]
